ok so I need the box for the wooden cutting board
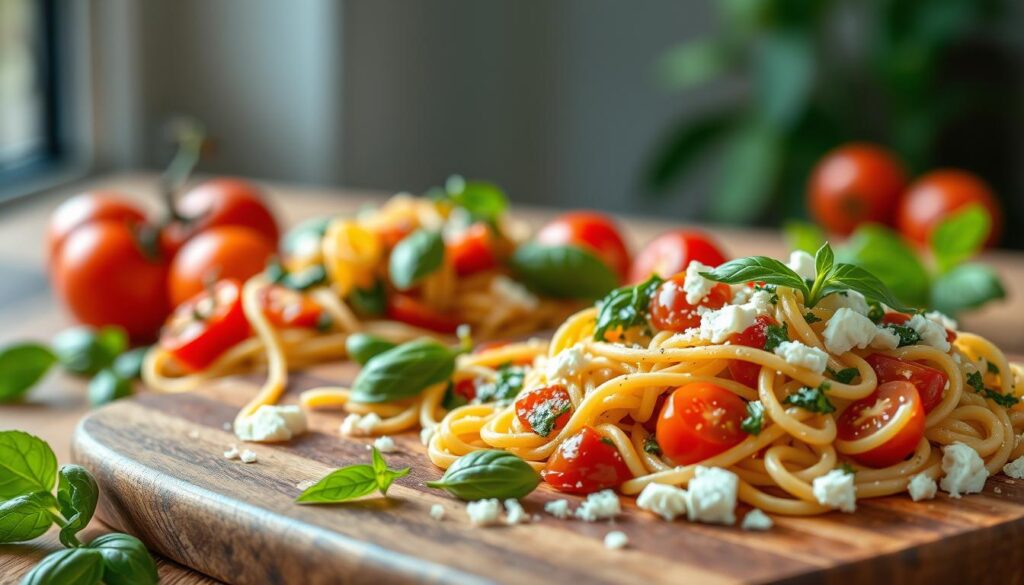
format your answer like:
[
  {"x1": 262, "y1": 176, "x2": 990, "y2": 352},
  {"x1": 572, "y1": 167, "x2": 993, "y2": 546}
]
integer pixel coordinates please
[{"x1": 71, "y1": 363, "x2": 1024, "y2": 585}]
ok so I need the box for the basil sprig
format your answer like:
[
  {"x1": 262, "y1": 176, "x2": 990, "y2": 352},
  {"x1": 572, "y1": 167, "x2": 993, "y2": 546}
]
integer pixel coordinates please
[
  {"x1": 345, "y1": 333, "x2": 397, "y2": 366},
  {"x1": 297, "y1": 448, "x2": 410, "y2": 504},
  {"x1": 701, "y1": 243, "x2": 909, "y2": 311},
  {"x1": 509, "y1": 243, "x2": 619, "y2": 300},
  {"x1": 350, "y1": 339, "x2": 460, "y2": 403},
  {"x1": 389, "y1": 229, "x2": 445, "y2": 290},
  {"x1": 426, "y1": 450, "x2": 540, "y2": 501},
  {"x1": 593, "y1": 275, "x2": 663, "y2": 341}
]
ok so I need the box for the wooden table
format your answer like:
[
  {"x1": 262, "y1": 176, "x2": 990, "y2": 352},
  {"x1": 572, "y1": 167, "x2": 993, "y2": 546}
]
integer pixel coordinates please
[{"x1": 2, "y1": 172, "x2": 1023, "y2": 584}]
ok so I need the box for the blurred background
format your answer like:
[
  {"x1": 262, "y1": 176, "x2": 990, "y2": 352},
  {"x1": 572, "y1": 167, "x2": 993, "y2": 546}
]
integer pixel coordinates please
[{"x1": 2, "y1": 0, "x2": 1024, "y2": 246}]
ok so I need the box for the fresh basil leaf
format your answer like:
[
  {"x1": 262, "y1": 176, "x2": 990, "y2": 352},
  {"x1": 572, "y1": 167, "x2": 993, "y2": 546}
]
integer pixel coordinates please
[
  {"x1": 112, "y1": 348, "x2": 148, "y2": 380},
  {"x1": 88, "y1": 370, "x2": 132, "y2": 407},
  {"x1": 370, "y1": 447, "x2": 410, "y2": 495},
  {"x1": 966, "y1": 371, "x2": 985, "y2": 393},
  {"x1": 389, "y1": 229, "x2": 445, "y2": 290},
  {"x1": 0, "y1": 431, "x2": 57, "y2": 498},
  {"x1": 740, "y1": 400, "x2": 765, "y2": 435},
  {"x1": 0, "y1": 344, "x2": 57, "y2": 403},
  {"x1": 20, "y1": 547, "x2": 104, "y2": 585},
  {"x1": 474, "y1": 364, "x2": 526, "y2": 404},
  {"x1": 782, "y1": 382, "x2": 835, "y2": 414},
  {"x1": 867, "y1": 301, "x2": 885, "y2": 323},
  {"x1": 350, "y1": 339, "x2": 457, "y2": 403},
  {"x1": 829, "y1": 367, "x2": 859, "y2": 384},
  {"x1": 347, "y1": 280, "x2": 387, "y2": 317},
  {"x1": 87, "y1": 533, "x2": 158, "y2": 585},
  {"x1": 0, "y1": 491, "x2": 55, "y2": 543},
  {"x1": 282, "y1": 215, "x2": 334, "y2": 259},
  {"x1": 444, "y1": 176, "x2": 508, "y2": 224},
  {"x1": 813, "y1": 242, "x2": 834, "y2": 279},
  {"x1": 345, "y1": 334, "x2": 397, "y2": 366},
  {"x1": 425, "y1": 450, "x2": 540, "y2": 501},
  {"x1": 931, "y1": 204, "x2": 990, "y2": 274},
  {"x1": 643, "y1": 436, "x2": 662, "y2": 455},
  {"x1": 52, "y1": 327, "x2": 126, "y2": 376},
  {"x1": 593, "y1": 275, "x2": 663, "y2": 341},
  {"x1": 783, "y1": 221, "x2": 826, "y2": 254},
  {"x1": 763, "y1": 323, "x2": 789, "y2": 352},
  {"x1": 509, "y1": 243, "x2": 619, "y2": 300},
  {"x1": 930, "y1": 263, "x2": 1006, "y2": 317},
  {"x1": 883, "y1": 324, "x2": 921, "y2": 347},
  {"x1": 56, "y1": 465, "x2": 99, "y2": 548},
  {"x1": 838, "y1": 225, "x2": 930, "y2": 308},
  {"x1": 295, "y1": 465, "x2": 378, "y2": 504},
  {"x1": 700, "y1": 256, "x2": 808, "y2": 295},
  {"x1": 819, "y1": 263, "x2": 912, "y2": 312},
  {"x1": 284, "y1": 264, "x2": 329, "y2": 291}
]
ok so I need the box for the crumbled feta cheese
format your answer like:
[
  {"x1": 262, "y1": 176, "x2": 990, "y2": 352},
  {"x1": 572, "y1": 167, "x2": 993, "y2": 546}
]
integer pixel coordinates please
[
  {"x1": 731, "y1": 285, "x2": 753, "y2": 305},
  {"x1": 740, "y1": 509, "x2": 773, "y2": 531},
  {"x1": 492, "y1": 275, "x2": 539, "y2": 310},
  {"x1": 786, "y1": 250, "x2": 816, "y2": 281},
  {"x1": 223, "y1": 445, "x2": 240, "y2": 460},
  {"x1": 774, "y1": 341, "x2": 829, "y2": 374},
  {"x1": 1003, "y1": 455, "x2": 1024, "y2": 479},
  {"x1": 700, "y1": 304, "x2": 759, "y2": 343},
  {"x1": 812, "y1": 469, "x2": 856, "y2": 512},
  {"x1": 686, "y1": 466, "x2": 738, "y2": 525},
  {"x1": 925, "y1": 310, "x2": 958, "y2": 331},
  {"x1": 636, "y1": 483, "x2": 688, "y2": 521},
  {"x1": 504, "y1": 499, "x2": 529, "y2": 525},
  {"x1": 745, "y1": 290, "x2": 774, "y2": 316},
  {"x1": 603, "y1": 531, "x2": 629, "y2": 550},
  {"x1": 235, "y1": 405, "x2": 308, "y2": 442},
  {"x1": 222, "y1": 422, "x2": 233, "y2": 431},
  {"x1": 340, "y1": 412, "x2": 382, "y2": 437},
  {"x1": 546, "y1": 345, "x2": 589, "y2": 382},
  {"x1": 940, "y1": 443, "x2": 988, "y2": 497},
  {"x1": 908, "y1": 314, "x2": 951, "y2": 352},
  {"x1": 818, "y1": 290, "x2": 869, "y2": 316},
  {"x1": 682, "y1": 261, "x2": 716, "y2": 305},
  {"x1": 429, "y1": 504, "x2": 446, "y2": 521},
  {"x1": 575, "y1": 489, "x2": 621, "y2": 522},
  {"x1": 907, "y1": 473, "x2": 937, "y2": 501},
  {"x1": 822, "y1": 308, "x2": 881, "y2": 354},
  {"x1": 871, "y1": 327, "x2": 900, "y2": 350},
  {"x1": 373, "y1": 435, "x2": 398, "y2": 453},
  {"x1": 239, "y1": 449, "x2": 258, "y2": 464},
  {"x1": 544, "y1": 499, "x2": 571, "y2": 519},
  {"x1": 466, "y1": 498, "x2": 502, "y2": 526},
  {"x1": 420, "y1": 426, "x2": 435, "y2": 446}
]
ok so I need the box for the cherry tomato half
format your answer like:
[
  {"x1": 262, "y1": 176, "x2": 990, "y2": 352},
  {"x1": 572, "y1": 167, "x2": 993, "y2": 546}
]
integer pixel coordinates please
[
  {"x1": 536, "y1": 211, "x2": 630, "y2": 281},
  {"x1": 808, "y1": 143, "x2": 907, "y2": 235},
  {"x1": 386, "y1": 293, "x2": 460, "y2": 334},
  {"x1": 727, "y1": 315, "x2": 778, "y2": 387},
  {"x1": 656, "y1": 382, "x2": 748, "y2": 466},
  {"x1": 628, "y1": 230, "x2": 727, "y2": 284},
  {"x1": 165, "y1": 178, "x2": 280, "y2": 252},
  {"x1": 836, "y1": 380, "x2": 925, "y2": 468},
  {"x1": 452, "y1": 378, "x2": 478, "y2": 403},
  {"x1": 865, "y1": 353, "x2": 948, "y2": 414},
  {"x1": 159, "y1": 279, "x2": 251, "y2": 372},
  {"x1": 542, "y1": 426, "x2": 632, "y2": 494},
  {"x1": 896, "y1": 169, "x2": 1003, "y2": 247},
  {"x1": 446, "y1": 223, "x2": 498, "y2": 276},
  {"x1": 47, "y1": 192, "x2": 147, "y2": 263},
  {"x1": 516, "y1": 384, "x2": 574, "y2": 437},
  {"x1": 260, "y1": 285, "x2": 323, "y2": 329},
  {"x1": 648, "y1": 272, "x2": 731, "y2": 333},
  {"x1": 168, "y1": 226, "x2": 276, "y2": 308}
]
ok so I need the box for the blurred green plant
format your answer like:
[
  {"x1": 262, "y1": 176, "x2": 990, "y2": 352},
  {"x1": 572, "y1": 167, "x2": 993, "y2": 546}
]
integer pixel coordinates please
[{"x1": 645, "y1": 0, "x2": 1013, "y2": 224}]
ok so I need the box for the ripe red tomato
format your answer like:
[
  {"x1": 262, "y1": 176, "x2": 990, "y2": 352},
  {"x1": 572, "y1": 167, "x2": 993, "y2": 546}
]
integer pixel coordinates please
[
  {"x1": 727, "y1": 315, "x2": 778, "y2": 387},
  {"x1": 808, "y1": 143, "x2": 907, "y2": 235},
  {"x1": 165, "y1": 178, "x2": 280, "y2": 251},
  {"x1": 896, "y1": 169, "x2": 1003, "y2": 247},
  {"x1": 628, "y1": 230, "x2": 727, "y2": 284},
  {"x1": 648, "y1": 273, "x2": 731, "y2": 332},
  {"x1": 47, "y1": 192, "x2": 147, "y2": 263},
  {"x1": 260, "y1": 285, "x2": 323, "y2": 329},
  {"x1": 159, "y1": 279, "x2": 250, "y2": 372},
  {"x1": 656, "y1": 382, "x2": 748, "y2": 465},
  {"x1": 446, "y1": 223, "x2": 498, "y2": 275},
  {"x1": 836, "y1": 380, "x2": 925, "y2": 468},
  {"x1": 515, "y1": 384, "x2": 574, "y2": 437},
  {"x1": 865, "y1": 354, "x2": 948, "y2": 414},
  {"x1": 536, "y1": 211, "x2": 630, "y2": 281},
  {"x1": 168, "y1": 226, "x2": 276, "y2": 307},
  {"x1": 386, "y1": 293, "x2": 460, "y2": 333},
  {"x1": 452, "y1": 378, "x2": 478, "y2": 403},
  {"x1": 542, "y1": 426, "x2": 632, "y2": 494},
  {"x1": 53, "y1": 221, "x2": 170, "y2": 341}
]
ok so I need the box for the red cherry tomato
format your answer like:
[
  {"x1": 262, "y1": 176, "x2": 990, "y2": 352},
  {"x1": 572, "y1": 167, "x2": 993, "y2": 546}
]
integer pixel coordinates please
[
  {"x1": 542, "y1": 426, "x2": 632, "y2": 494},
  {"x1": 865, "y1": 354, "x2": 948, "y2": 414},
  {"x1": 447, "y1": 223, "x2": 498, "y2": 275},
  {"x1": 168, "y1": 226, "x2": 276, "y2": 307},
  {"x1": 656, "y1": 382, "x2": 748, "y2": 465},
  {"x1": 881, "y1": 312, "x2": 956, "y2": 343},
  {"x1": 648, "y1": 273, "x2": 731, "y2": 333},
  {"x1": 166, "y1": 178, "x2": 280, "y2": 251},
  {"x1": 515, "y1": 384, "x2": 574, "y2": 437},
  {"x1": 47, "y1": 192, "x2": 147, "y2": 263},
  {"x1": 386, "y1": 293, "x2": 460, "y2": 333},
  {"x1": 897, "y1": 170, "x2": 1002, "y2": 247},
  {"x1": 836, "y1": 380, "x2": 925, "y2": 468},
  {"x1": 159, "y1": 279, "x2": 250, "y2": 372},
  {"x1": 53, "y1": 221, "x2": 170, "y2": 341},
  {"x1": 452, "y1": 379, "x2": 478, "y2": 403},
  {"x1": 808, "y1": 143, "x2": 907, "y2": 235},
  {"x1": 628, "y1": 230, "x2": 727, "y2": 284},
  {"x1": 727, "y1": 315, "x2": 778, "y2": 387},
  {"x1": 259, "y1": 285, "x2": 323, "y2": 329},
  {"x1": 536, "y1": 211, "x2": 630, "y2": 281}
]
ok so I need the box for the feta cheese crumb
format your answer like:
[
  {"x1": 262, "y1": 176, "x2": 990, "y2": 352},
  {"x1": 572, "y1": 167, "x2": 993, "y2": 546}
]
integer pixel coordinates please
[
  {"x1": 700, "y1": 304, "x2": 759, "y2": 343},
  {"x1": 373, "y1": 435, "x2": 398, "y2": 453},
  {"x1": 575, "y1": 489, "x2": 621, "y2": 522},
  {"x1": 871, "y1": 327, "x2": 900, "y2": 350},
  {"x1": 740, "y1": 509, "x2": 773, "y2": 531},
  {"x1": 818, "y1": 290, "x2": 870, "y2": 316},
  {"x1": 774, "y1": 341, "x2": 829, "y2": 374},
  {"x1": 544, "y1": 499, "x2": 571, "y2": 519},
  {"x1": 504, "y1": 499, "x2": 529, "y2": 525},
  {"x1": 235, "y1": 404, "x2": 308, "y2": 442},
  {"x1": 340, "y1": 412, "x2": 382, "y2": 437},
  {"x1": 1002, "y1": 455, "x2": 1024, "y2": 479},
  {"x1": 466, "y1": 498, "x2": 502, "y2": 526},
  {"x1": 686, "y1": 466, "x2": 738, "y2": 525},
  {"x1": 822, "y1": 308, "x2": 881, "y2": 354},
  {"x1": 908, "y1": 314, "x2": 951, "y2": 352},
  {"x1": 812, "y1": 469, "x2": 856, "y2": 512},
  {"x1": 682, "y1": 261, "x2": 716, "y2": 305},
  {"x1": 940, "y1": 443, "x2": 988, "y2": 497},
  {"x1": 223, "y1": 445, "x2": 240, "y2": 460},
  {"x1": 925, "y1": 310, "x2": 958, "y2": 331},
  {"x1": 429, "y1": 504, "x2": 446, "y2": 521},
  {"x1": 239, "y1": 449, "x2": 258, "y2": 464},
  {"x1": 636, "y1": 483, "x2": 687, "y2": 521},
  {"x1": 907, "y1": 473, "x2": 937, "y2": 502},
  {"x1": 546, "y1": 345, "x2": 589, "y2": 382},
  {"x1": 420, "y1": 426, "x2": 435, "y2": 446},
  {"x1": 603, "y1": 530, "x2": 629, "y2": 550},
  {"x1": 492, "y1": 275, "x2": 539, "y2": 310},
  {"x1": 786, "y1": 250, "x2": 816, "y2": 281}
]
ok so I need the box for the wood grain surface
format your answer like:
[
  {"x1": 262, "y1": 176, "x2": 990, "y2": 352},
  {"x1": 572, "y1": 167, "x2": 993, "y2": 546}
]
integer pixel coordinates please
[{"x1": 71, "y1": 363, "x2": 1024, "y2": 585}]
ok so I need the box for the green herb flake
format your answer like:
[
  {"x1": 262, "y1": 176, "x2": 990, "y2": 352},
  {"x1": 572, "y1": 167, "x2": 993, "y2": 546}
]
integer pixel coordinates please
[
  {"x1": 475, "y1": 364, "x2": 526, "y2": 404},
  {"x1": 643, "y1": 436, "x2": 662, "y2": 455},
  {"x1": 839, "y1": 462, "x2": 856, "y2": 475},
  {"x1": 740, "y1": 400, "x2": 765, "y2": 435},
  {"x1": 593, "y1": 275, "x2": 663, "y2": 341},
  {"x1": 884, "y1": 324, "x2": 921, "y2": 347},
  {"x1": 803, "y1": 312, "x2": 822, "y2": 324},
  {"x1": 987, "y1": 361, "x2": 1000, "y2": 375},
  {"x1": 867, "y1": 301, "x2": 885, "y2": 323},
  {"x1": 783, "y1": 382, "x2": 836, "y2": 414},
  {"x1": 966, "y1": 370, "x2": 1020, "y2": 408},
  {"x1": 525, "y1": 397, "x2": 572, "y2": 438},
  {"x1": 828, "y1": 367, "x2": 859, "y2": 384},
  {"x1": 763, "y1": 323, "x2": 789, "y2": 352}
]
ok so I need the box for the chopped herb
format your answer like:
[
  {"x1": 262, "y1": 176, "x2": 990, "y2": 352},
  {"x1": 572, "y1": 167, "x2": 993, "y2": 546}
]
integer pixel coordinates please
[
  {"x1": 265, "y1": 260, "x2": 329, "y2": 291},
  {"x1": 763, "y1": 323, "x2": 789, "y2": 352},
  {"x1": 987, "y1": 361, "x2": 1000, "y2": 375},
  {"x1": 966, "y1": 370, "x2": 985, "y2": 393},
  {"x1": 803, "y1": 312, "x2": 822, "y2": 324},
  {"x1": 839, "y1": 462, "x2": 856, "y2": 475},
  {"x1": 754, "y1": 283, "x2": 779, "y2": 305},
  {"x1": 474, "y1": 364, "x2": 526, "y2": 404},
  {"x1": 867, "y1": 301, "x2": 885, "y2": 323},
  {"x1": 883, "y1": 324, "x2": 921, "y2": 347},
  {"x1": 740, "y1": 400, "x2": 765, "y2": 435},
  {"x1": 593, "y1": 275, "x2": 663, "y2": 341},
  {"x1": 315, "y1": 312, "x2": 334, "y2": 332},
  {"x1": 643, "y1": 436, "x2": 662, "y2": 455},
  {"x1": 783, "y1": 382, "x2": 836, "y2": 414},
  {"x1": 967, "y1": 370, "x2": 1019, "y2": 407},
  {"x1": 599, "y1": 437, "x2": 615, "y2": 446},
  {"x1": 828, "y1": 367, "x2": 859, "y2": 384},
  {"x1": 526, "y1": 398, "x2": 572, "y2": 438},
  {"x1": 442, "y1": 382, "x2": 469, "y2": 410}
]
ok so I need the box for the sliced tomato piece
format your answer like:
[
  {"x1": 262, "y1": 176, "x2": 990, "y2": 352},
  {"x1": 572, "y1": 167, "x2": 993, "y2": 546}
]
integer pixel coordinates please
[
  {"x1": 386, "y1": 293, "x2": 460, "y2": 333},
  {"x1": 447, "y1": 223, "x2": 498, "y2": 276},
  {"x1": 542, "y1": 426, "x2": 632, "y2": 494},
  {"x1": 866, "y1": 353, "x2": 948, "y2": 413},
  {"x1": 648, "y1": 272, "x2": 731, "y2": 332},
  {"x1": 259, "y1": 285, "x2": 323, "y2": 329},
  {"x1": 727, "y1": 315, "x2": 778, "y2": 387},
  {"x1": 836, "y1": 380, "x2": 925, "y2": 467},
  {"x1": 656, "y1": 382, "x2": 747, "y2": 465},
  {"x1": 159, "y1": 279, "x2": 250, "y2": 372},
  {"x1": 516, "y1": 384, "x2": 573, "y2": 437}
]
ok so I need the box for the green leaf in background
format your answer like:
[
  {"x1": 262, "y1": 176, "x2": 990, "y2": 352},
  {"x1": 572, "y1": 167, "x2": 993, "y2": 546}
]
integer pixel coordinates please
[
  {"x1": 644, "y1": 110, "x2": 735, "y2": 191},
  {"x1": 20, "y1": 547, "x2": 104, "y2": 585},
  {"x1": 87, "y1": 533, "x2": 158, "y2": 585},
  {"x1": 593, "y1": 275, "x2": 664, "y2": 341},
  {"x1": 473, "y1": 364, "x2": 527, "y2": 405},
  {"x1": 509, "y1": 243, "x2": 619, "y2": 300},
  {"x1": 0, "y1": 344, "x2": 57, "y2": 403},
  {"x1": 443, "y1": 175, "x2": 509, "y2": 224},
  {"x1": 0, "y1": 492, "x2": 55, "y2": 543},
  {"x1": 709, "y1": 121, "x2": 782, "y2": 223},
  {"x1": 111, "y1": 348, "x2": 148, "y2": 380},
  {"x1": 87, "y1": 370, "x2": 133, "y2": 407},
  {"x1": 56, "y1": 465, "x2": 99, "y2": 548},
  {"x1": 657, "y1": 38, "x2": 733, "y2": 91},
  {"x1": 783, "y1": 221, "x2": 826, "y2": 254},
  {"x1": 350, "y1": 339, "x2": 458, "y2": 404},
  {"x1": 425, "y1": 450, "x2": 540, "y2": 501},
  {"x1": 347, "y1": 280, "x2": 387, "y2": 317},
  {"x1": 930, "y1": 263, "x2": 1006, "y2": 316},
  {"x1": 52, "y1": 327, "x2": 126, "y2": 377},
  {"x1": 345, "y1": 333, "x2": 397, "y2": 366},
  {"x1": 753, "y1": 30, "x2": 815, "y2": 129},
  {"x1": 838, "y1": 225, "x2": 931, "y2": 308},
  {"x1": 930, "y1": 204, "x2": 990, "y2": 274},
  {"x1": 0, "y1": 430, "x2": 58, "y2": 499},
  {"x1": 282, "y1": 215, "x2": 334, "y2": 259},
  {"x1": 388, "y1": 229, "x2": 445, "y2": 290}
]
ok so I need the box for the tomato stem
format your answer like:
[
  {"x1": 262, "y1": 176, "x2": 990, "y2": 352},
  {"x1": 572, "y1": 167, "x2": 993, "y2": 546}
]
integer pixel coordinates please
[{"x1": 159, "y1": 117, "x2": 207, "y2": 224}]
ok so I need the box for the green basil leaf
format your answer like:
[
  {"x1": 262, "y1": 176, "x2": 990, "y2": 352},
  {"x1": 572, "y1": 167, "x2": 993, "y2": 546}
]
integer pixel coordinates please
[
  {"x1": 87, "y1": 533, "x2": 158, "y2": 585},
  {"x1": 931, "y1": 204, "x2": 990, "y2": 274},
  {"x1": 763, "y1": 323, "x2": 789, "y2": 352},
  {"x1": 285, "y1": 265, "x2": 329, "y2": 291},
  {"x1": 820, "y1": 263, "x2": 912, "y2": 313},
  {"x1": 783, "y1": 221, "x2": 826, "y2": 254},
  {"x1": 930, "y1": 263, "x2": 1006, "y2": 317},
  {"x1": 87, "y1": 370, "x2": 132, "y2": 407},
  {"x1": 0, "y1": 430, "x2": 57, "y2": 498},
  {"x1": 593, "y1": 275, "x2": 663, "y2": 341},
  {"x1": 782, "y1": 382, "x2": 835, "y2": 414},
  {"x1": 350, "y1": 339, "x2": 457, "y2": 403},
  {"x1": 56, "y1": 465, "x2": 99, "y2": 548},
  {"x1": 112, "y1": 348, "x2": 148, "y2": 380},
  {"x1": 700, "y1": 256, "x2": 808, "y2": 294},
  {"x1": 740, "y1": 400, "x2": 765, "y2": 435},
  {"x1": 52, "y1": 327, "x2": 126, "y2": 376},
  {"x1": 838, "y1": 225, "x2": 930, "y2": 308},
  {"x1": 20, "y1": 547, "x2": 104, "y2": 585},
  {"x1": 347, "y1": 280, "x2": 387, "y2": 317},
  {"x1": 425, "y1": 450, "x2": 540, "y2": 501},
  {"x1": 389, "y1": 229, "x2": 445, "y2": 290},
  {"x1": 474, "y1": 364, "x2": 526, "y2": 404},
  {"x1": 0, "y1": 344, "x2": 57, "y2": 403},
  {"x1": 0, "y1": 492, "x2": 55, "y2": 543},
  {"x1": 296, "y1": 465, "x2": 378, "y2": 504},
  {"x1": 829, "y1": 367, "x2": 859, "y2": 384},
  {"x1": 443, "y1": 176, "x2": 509, "y2": 224},
  {"x1": 509, "y1": 243, "x2": 619, "y2": 300},
  {"x1": 282, "y1": 215, "x2": 334, "y2": 258},
  {"x1": 345, "y1": 334, "x2": 397, "y2": 366},
  {"x1": 813, "y1": 243, "x2": 834, "y2": 279},
  {"x1": 370, "y1": 447, "x2": 410, "y2": 495}
]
